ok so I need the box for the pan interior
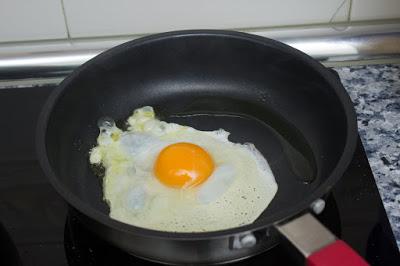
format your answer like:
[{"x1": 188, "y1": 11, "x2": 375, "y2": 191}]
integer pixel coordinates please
[
  {"x1": 44, "y1": 33, "x2": 348, "y2": 228},
  {"x1": 162, "y1": 110, "x2": 317, "y2": 220}
]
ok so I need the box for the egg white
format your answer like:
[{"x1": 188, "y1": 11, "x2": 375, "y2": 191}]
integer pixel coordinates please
[{"x1": 90, "y1": 106, "x2": 278, "y2": 232}]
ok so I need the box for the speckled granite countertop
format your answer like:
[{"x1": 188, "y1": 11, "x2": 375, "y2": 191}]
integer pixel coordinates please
[{"x1": 335, "y1": 64, "x2": 400, "y2": 248}]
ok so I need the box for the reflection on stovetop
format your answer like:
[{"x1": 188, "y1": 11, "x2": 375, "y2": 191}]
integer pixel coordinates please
[
  {"x1": 0, "y1": 85, "x2": 399, "y2": 265},
  {"x1": 0, "y1": 221, "x2": 21, "y2": 266},
  {"x1": 64, "y1": 194, "x2": 341, "y2": 266},
  {"x1": 61, "y1": 139, "x2": 400, "y2": 266}
]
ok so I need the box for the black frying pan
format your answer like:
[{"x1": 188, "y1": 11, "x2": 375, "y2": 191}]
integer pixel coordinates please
[{"x1": 36, "y1": 30, "x2": 367, "y2": 265}]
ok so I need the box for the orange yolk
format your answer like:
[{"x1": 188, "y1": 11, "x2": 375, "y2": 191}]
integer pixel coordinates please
[{"x1": 154, "y1": 142, "x2": 214, "y2": 188}]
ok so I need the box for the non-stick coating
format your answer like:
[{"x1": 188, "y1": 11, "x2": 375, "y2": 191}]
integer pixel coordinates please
[{"x1": 37, "y1": 31, "x2": 357, "y2": 242}]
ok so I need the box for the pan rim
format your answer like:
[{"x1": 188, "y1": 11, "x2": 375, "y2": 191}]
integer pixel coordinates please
[{"x1": 36, "y1": 29, "x2": 358, "y2": 240}]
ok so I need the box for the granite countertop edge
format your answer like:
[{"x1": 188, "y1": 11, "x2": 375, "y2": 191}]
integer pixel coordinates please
[{"x1": 335, "y1": 64, "x2": 400, "y2": 249}]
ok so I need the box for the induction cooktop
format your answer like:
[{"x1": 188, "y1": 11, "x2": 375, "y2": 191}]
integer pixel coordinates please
[{"x1": 0, "y1": 85, "x2": 399, "y2": 266}]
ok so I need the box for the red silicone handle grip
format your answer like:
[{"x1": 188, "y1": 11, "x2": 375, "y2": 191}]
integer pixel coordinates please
[{"x1": 306, "y1": 240, "x2": 369, "y2": 266}]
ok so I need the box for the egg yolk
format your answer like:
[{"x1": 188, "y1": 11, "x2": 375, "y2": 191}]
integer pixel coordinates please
[{"x1": 154, "y1": 142, "x2": 214, "y2": 188}]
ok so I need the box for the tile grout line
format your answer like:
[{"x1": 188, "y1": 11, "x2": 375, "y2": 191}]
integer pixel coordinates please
[
  {"x1": 60, "y1": 0, "x2": 71, "y2": 39},
  {"x1": 0, "y1": 18, "x2": 399, "y2": 46}
]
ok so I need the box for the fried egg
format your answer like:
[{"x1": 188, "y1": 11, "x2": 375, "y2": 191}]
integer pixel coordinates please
[{"x1": 89, "y1": 106, "x2": 278, "y2": 232}]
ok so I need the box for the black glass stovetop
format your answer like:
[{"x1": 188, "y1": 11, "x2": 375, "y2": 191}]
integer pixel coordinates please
[{"x1": 0, "y1": 85, "x2": 399, "y2": 266}]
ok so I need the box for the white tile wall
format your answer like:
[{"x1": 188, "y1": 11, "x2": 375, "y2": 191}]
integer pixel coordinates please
[
  {"x1": 0, "y1": 0, "x2": 67, "y2": 43},
  {"x1": 63, "y1": 0, "x2": 349, "y2": 38},
  {"x1": 1, "y1": 0, "x2": 399, "y2": 43},
  {"x1": 351, "y1": 0, "x2": 400, "y2": 21}
]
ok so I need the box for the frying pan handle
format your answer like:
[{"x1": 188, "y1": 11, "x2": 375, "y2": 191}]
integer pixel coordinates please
[
  {"x1": 306, "y1": 240, "x2": 369, "y2": 266},
  {"x1": 276, "y1": 213, "x2": 369, "y2": 266}
]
